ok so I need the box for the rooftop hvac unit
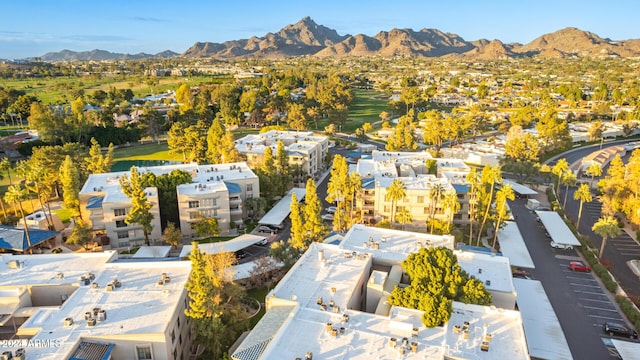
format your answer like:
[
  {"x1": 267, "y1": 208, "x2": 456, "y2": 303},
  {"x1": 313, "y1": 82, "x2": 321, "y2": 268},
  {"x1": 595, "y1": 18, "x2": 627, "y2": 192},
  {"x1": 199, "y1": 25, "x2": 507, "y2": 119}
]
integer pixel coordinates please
[
  {"x1": 97, "y1": 310, "x2": 107, "y2": 321},
  {"x1": 56, "y1": 272, "x2": 64, "y2": 279},
  {"x1": 85, "y1": 272, "x2": 95, "y2": 280},
  {"x1": 87, "y1": 318, "x2": 96, "y2": 327},
  {"x1": 106, "y1": 284, "x2": 114, "y2": 291},
  {"x1": 84, "y1": 312, "x2": 92, "y2": 320},
  {"x1": 410, "y1": 342, "x2": 418, "y2": 353},
  {"x1": 7, "y1": 260, "x2": 21, "y2": 269},
  {"x1": 82, "y1": 278, "x2": 90, "y2": 286},
  {"x1": 157, "y1": 280, "x2": 165, "y2": 286},
  {"x1": 0, "y1": 351, "x2": 12, "y2": 360},
  {"x1": 64, "y1": 317, "x2": 73, "y2": 327},
  {"x1": 305, "y1": 352, "x2": 313, "y2": 360},
  {"x1": 91, "y1": 282, "x2": 99, "y2": 289}
]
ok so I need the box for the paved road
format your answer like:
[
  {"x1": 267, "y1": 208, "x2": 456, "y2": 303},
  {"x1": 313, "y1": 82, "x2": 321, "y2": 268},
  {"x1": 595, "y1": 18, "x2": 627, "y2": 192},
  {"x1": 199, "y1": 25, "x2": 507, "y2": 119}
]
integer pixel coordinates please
[{"x1": 510, "y1": 198, "x2": 632, "y2": 359}]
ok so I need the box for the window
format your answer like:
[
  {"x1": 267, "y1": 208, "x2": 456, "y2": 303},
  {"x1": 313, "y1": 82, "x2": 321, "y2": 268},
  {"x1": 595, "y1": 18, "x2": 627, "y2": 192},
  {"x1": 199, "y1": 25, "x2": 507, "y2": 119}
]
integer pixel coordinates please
[
  {"x1": 383, "y1": 206, "x2": 390, "y2": 213},
  {"x1": 247, "y1": 184, "x2": 253, "y2": 192},
  {"x1": 115, "y1": 220, "x2": 127, "y2": 228},
  {"x1": 188, "y1": 201, "x2": 199, "y2": 209},
  {"x1": 114, "y1": 208, "x2": 126, "y2": 217},
  {"x1": 212, "y1": 198, "x2": 217, "y2": 206},
  {"x1": 424, "y1": 207, "x2": 429, "y2": 214},
  {"x1": 117, "y1": 231, "x2": 129, "y2": 239},
  {"x1": 135, "y1": 345, "x2": 153, "y2": 360},
  {"x1": 417, "y1": 196, "x2": 424, "y2": 203}
]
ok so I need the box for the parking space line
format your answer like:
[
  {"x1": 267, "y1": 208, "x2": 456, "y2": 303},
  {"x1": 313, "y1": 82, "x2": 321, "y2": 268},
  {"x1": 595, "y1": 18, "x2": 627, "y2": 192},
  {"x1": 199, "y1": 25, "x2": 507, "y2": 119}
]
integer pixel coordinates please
[
  {"x1": 570, "y1": 283, "x2": 602, "y2": 288},
  {"x1": 574, "y1": 290, "x2": 609, "y2": 296},
  {"x1": 566, "y1": 276, "x2": 597, "y2": 281},
  {"x1": 583, "y1": 306, "x2": 619, "y2": 312},
  {"x1": 588, "y1": 314, "x2": 625, "y2": 321},
  {"x1": 620, "y1": 252, "x2": 640, "y2": 256},
  {"x1": 579, "y1": 298, "x2": 613, "y2": 304}
]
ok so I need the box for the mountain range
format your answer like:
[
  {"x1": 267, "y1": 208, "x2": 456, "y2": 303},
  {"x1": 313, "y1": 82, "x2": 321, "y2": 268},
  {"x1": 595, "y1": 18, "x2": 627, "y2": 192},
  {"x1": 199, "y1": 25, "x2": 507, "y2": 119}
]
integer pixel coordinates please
[{"x1": 39, "y1": 17, "x2": 640, "y2": 61}]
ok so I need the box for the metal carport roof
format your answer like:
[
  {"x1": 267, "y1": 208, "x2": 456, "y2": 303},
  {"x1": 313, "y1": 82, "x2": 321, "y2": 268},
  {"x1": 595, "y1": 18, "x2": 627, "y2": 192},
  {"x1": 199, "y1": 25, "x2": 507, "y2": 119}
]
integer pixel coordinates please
[
  {"x1": 535, "y1": 210, "x2": 582, "y2": 246},
  {"x1": 179, "y1": 234, "x2": 267, "y2": 258}
]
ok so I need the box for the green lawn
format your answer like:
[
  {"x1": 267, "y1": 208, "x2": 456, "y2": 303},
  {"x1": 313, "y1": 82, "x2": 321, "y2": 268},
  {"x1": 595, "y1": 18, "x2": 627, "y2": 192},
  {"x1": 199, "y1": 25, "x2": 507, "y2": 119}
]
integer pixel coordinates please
[
  {"x1": 246, "y1": 286, "x2": 270, "y2": 327},
  {"x1": 52, "y1": 208, "x2": 74, "y2": 224},
  {"x1": 316, "y1": 88, "x2": 390, "y2": 133}
]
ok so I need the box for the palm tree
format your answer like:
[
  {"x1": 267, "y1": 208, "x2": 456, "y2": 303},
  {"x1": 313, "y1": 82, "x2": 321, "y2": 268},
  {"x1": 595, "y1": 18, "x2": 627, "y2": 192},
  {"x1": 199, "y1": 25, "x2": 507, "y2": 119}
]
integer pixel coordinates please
[
  {"x1": 0, "y1": 158, "x2": 13, "y2": 185},
  {"x1": 574, "y1": 184, "x2": 592, "y2": 230},
  {"x1": 492, "y1": 184, "x2": 515, "y2": 250},
  {"x1": 477, "y1": 166, "x2": 502, "y2": 245},
  {"x1": 466, "y1": 168, "x2": 480, "y2": 242},
  {"x1": 4, "y1": 185, "x2": 33, "y2": 254},
  {"x1": 385, "y1": 179, "x2": 406, "y2": 225},
  {"x1": 348, "y1": 172, "x2": 362, "y2": 225},
  {"x1": 396, "y1": 208, "x2": 413, "y2": 230},
  {"x1": 441, "y1": 189, "x2": 460, "y2": 234},
  {"x1": 561, "y1": 171, "x2": 577, "y2": 209},
  {"x1": 585, "y1": 162, "x2": 602, "y2": 188},
  {"x1": 428, "y1": 183, "x2": 445, "y2": 233},
  {"x1": 551, "y1": 159, "x2": 569, "y2": 196},
  {"x1": 592, "y1": 216, "x2": 621, "y2": 259}
]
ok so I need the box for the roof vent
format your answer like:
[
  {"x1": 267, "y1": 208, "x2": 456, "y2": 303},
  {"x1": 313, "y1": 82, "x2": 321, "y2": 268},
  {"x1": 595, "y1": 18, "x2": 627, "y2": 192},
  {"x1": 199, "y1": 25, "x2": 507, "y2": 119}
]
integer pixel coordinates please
[
  {"x1": 389, "y1": 337, "x2": 397, "y2": 348},
  {"x1": 97, "y1": 310, "x2": 107, "y2": 322},
  {"x1": 7, "y1": 260, "x2": 22, "y2": 269},
  {"x1": 485, "y1": 280, "x2": 491, "y2": 286},
  {"x1": 410, "y1": 341, "x2": 418, "y2": 353},
  {"x1": 478, "y1": 268, "x2": 482, "y2": 274},
  {"x1": 91, "y1": 282, "x2": 100, "y2": 289},
  {"x1": 56, "y1": 272, "x2": 64, "y2": 279},
  {"x1": 106, "y1": 284, "x2": 114, "y2": 291},
  {"x1": 87, "y1": 318, "x2": 96, "y2": 327},
  {"x1": 64, "y1": 317, "x2": 73, "y2": 327},
  {"x1": 305, "y1": 352, "x2": 313, "y2": 360}
]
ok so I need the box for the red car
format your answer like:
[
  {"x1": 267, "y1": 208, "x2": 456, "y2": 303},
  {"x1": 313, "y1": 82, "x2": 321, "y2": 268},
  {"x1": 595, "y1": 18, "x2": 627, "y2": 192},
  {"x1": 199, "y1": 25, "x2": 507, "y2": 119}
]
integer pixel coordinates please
[{"x1": 568, "y1": 261, "x2": 591, "y2": 272}]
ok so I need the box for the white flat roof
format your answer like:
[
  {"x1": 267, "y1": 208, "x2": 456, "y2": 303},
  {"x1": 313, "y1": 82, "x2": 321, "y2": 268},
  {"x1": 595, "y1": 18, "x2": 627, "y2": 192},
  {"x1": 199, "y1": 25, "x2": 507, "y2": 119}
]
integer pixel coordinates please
[
  {"x1": 339, "y1": 224, "x2": 455, "y2": 263},
  {"x1": 256, "y1": 302, "x2": 527, "y2": 360},
  {"x1": 259, "y1": 188, "x2": 306, "y2": 226},
  {"x1": 132, "y1": 245, "x2": 172, "y2": 258},
  {"x1": 497, "y1": 221, "x2": 535, "y2": 269},
  {"x1": 503, "y1": 180, "x2": 538, "y2": 195},
  {"x1": 179, "y1": 234, "x2": 267, "y2": 257},
  {"x1": 513, "y1": 278, "x2": 572, "y2": 360},
  {"x1": 456, "y1": 250, "x2": 515, "y2": 293},
  {"x1": 611, "y1": 339, "x2": 640, "y2": 360},
  {"x1": 0, "y1": 252, "x2": 191, "y2": 360},
  {"x1": 535, "y1": 211, "x2": 581, "y2": 246}
]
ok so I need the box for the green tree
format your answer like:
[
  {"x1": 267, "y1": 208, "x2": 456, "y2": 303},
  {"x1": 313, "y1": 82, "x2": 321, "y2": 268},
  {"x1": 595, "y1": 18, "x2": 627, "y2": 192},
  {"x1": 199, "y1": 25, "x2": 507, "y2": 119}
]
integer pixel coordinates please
[
  {"x1": 588, "y1": 120, "x2": 604, "y2": 141},
  {"x1": 194, "y1": 216, "x2": 220, "y2": 238},
  {"x1": 592, "y1": 216, "x2": 621, "y2": 259},
  {"x1": 386, "y1": 111, "x2": 417, "y2": 151},
  {"x1": 561, "y1": 171, "x2": 577, "y2": 209},
  {"x1": 396, "y1": 208, "x2": 412, "y2": 230},
  {"x1": 245, "y1": 197, "x2": 268, "y2": 221},
  {"x1": 67, "y1": 218, "x2": 93, "y2": 250},
  {"x1": 286, "y1": 102, "x2": 308, "y2": 131},
  {"x1": 175, "y1": 84, "x2": 194, "y2": 114},
  {"x1": 288, "y1": 193, "x2": 305, "y2": 250},
  {"x1": 85, "y1": 138, "x2": 114, "y2": 174},
  {"x1": 206, "y1": 117, "x2": 225, "y2": 164},
  {"x1": 326, "y1": 155, "x2": 350, "y2": 231},
  {"x1": 220, "y1": 132, "x2": 241, "y2": 163},
  {"x1": 119, "y1": 167, "x2": 154, "y2": 246},
  {"x1": 388, "y1": 247, "x2": 491, "y2": 327},
  {"x1": 585, "y1": 162, "x2": 602, "y2": 188},
  {"x1": 428, "y1": 183, "x2": 445, "y2": 233},
  {"x1": 59, "y1": 155, "x2": 81, "y2": 219},
  {"x1": 167, "y1": 122, "x2": 189, "y2": 161},
  {"x1": 441, "y1": 189, "x2": 461, "y2": 234},
  {"x1": 476, "y1": 165, "x2": 502, "y2": 245},
  {"x1": 303, "y1": 178, "x2": 325, "y2": 244},
  {"x1": 551, "y1": 158, "x2": 570, "y2": 196},
  {"x1": 4, "y1": 185, "x2": 33, "y2": 253},
  {"x1": 269, "y1": 240, "x2": 300, "y2": 269},
  {"x1": 184, "y1": 243, "x2": 216, "y2": 352},
  {"x1": 574, "y1": 183, "x2": 592, "y2": 230},
  {"x1": 163, "y1": 222, "x2": 182, "y2": 249},
  {"x1": 0, "y1": 158, "x2": 13, "y2": 185},
  {"x1": 385, "y1": 178, "x2": 407, "y2": 225}
]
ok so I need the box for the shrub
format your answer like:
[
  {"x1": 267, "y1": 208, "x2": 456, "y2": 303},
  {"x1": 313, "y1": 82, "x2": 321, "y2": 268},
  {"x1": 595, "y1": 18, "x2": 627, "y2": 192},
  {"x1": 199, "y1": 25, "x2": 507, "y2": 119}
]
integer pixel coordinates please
[{"x1": 615, "y1": 295, "x2": 640, "y2": 332}]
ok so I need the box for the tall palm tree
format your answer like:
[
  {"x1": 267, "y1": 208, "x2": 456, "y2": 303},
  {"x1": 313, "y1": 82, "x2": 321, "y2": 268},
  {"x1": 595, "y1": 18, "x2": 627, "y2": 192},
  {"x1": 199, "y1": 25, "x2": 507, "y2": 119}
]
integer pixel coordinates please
[
  {"x1": 441, "y1": 189, "x2": 461, "y2": 234},
  {"x1": 585, "y1": 162, "x2": 602, "y2": 189},
  {"x1": 348, "y1": 172, "x2": 362, "y2": 225},
  {"x1": 477, "y1": 166, "x2": 502, "y2": 245},
  {"x1": 396, "y1": 208, "x2": 412, "y2": 230},
  {"x1": 428, "y1": 183, "x2": 445, "y2": 233},
  {"x1": 385, "y1": 179, "x2": 406, "y2": 225},
  {"x1": 466, "y1": 168, "x2": 480, "y2": 242},
  {"x1": 592, "y1": 216, "x2": 621, "y2": 259},
  {"x1": 492, "y1": 184, "x2": 515, "y2": 250},
  {"x1": 574, "y1": 184, "x2": 592, "y2": 230},
  {"x1": 5, "y1": 185, "x2": 33, "y2": 254},
  {"x1": 561, "y1": 171, "x2": 577, "y2": 209},
  {"x1": 551, "y1": 158, "x2": 569, "y2": 196},
  {"x1": 0, "y1": 158, "x2": 13, "y2": 185}
]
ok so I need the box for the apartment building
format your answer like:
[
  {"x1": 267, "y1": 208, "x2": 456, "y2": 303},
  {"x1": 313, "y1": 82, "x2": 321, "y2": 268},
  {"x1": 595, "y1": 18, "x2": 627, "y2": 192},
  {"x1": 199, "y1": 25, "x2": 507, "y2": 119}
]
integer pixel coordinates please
[
  {"x1": 0, "y1": 252, "x2": 194, "y2": 360},
  {"x1": 235, "y1": 130, "x2": 329, "y2": 178},
  {"x1": 354, "y1": 151, "x2": 471, "y2": 227},
  {"x1": 231, "y1": 225, "x2": 529, "y2": 360},
  {"x1": 80, "y1": 162, "x2": 259, "y2": 247}
]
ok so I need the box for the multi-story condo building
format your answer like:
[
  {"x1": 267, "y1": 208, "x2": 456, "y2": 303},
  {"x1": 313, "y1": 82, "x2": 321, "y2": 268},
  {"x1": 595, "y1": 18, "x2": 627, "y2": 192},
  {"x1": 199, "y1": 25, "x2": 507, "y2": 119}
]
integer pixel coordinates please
[
  {"x1": 235, "y1": 130, "x2": 329, "y2": 178},
  {"x1": 80, "y1": 162, "x2": 259, "y2": 247},
  {"x1": 0, "y1": 251, "x2": 194, "y2": 360},
  {"x1": 354, "y1": 151, "x2": 470, "y2": 227}
]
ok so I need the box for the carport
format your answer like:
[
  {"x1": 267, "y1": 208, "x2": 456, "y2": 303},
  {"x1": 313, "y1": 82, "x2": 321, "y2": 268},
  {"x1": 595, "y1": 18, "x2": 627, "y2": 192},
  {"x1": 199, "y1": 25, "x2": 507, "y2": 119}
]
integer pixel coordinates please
[
  {"x1": 610, "y1": 339, "x2": 640, "y2": 360},
  {"x1": 179, "y1": 234, "x2": 268, "y2": 257},
  {"x1": 258, "y1": 188, "x2": 306, "y2": 227},
  {"x1": 497, "y1": 221, "x2": 535, "y2": 269},
  {"x1": 513, "y1": 278, "x2": 572, "y2": 360},
  {"x1": 535, "y1": 210, "x2": 582, "y2": 247},
  {"x1": 503, "y1": 179, "x2": 538, "y2": 197}
]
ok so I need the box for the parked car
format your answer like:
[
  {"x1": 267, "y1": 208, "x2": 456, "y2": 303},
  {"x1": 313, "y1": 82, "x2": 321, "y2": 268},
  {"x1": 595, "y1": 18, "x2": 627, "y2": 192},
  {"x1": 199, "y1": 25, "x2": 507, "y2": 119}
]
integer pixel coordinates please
[
  {"x1": 325, "y1": 206, "x2": 337, "y2": 214},
  {"x1": 602, "y1": 322, "x2": 638, "y2": 339},
  {"x1": 235, "y1": 250, "x2": 247, "y2": 260},
  {"x1": 321, "y1": 213, "x2": 334, "y2": 221},
  {"x1": 512, "y1": 269, "x2": 530, "y2": 279},
  {"x1": 550, "y1": 241, "x2": 573, "y2": 250},
  {"x1": 568, "y1": 261, "x2": 591, "y2": 272},
  {"x1": 256, "y1": 237, "x2": 268, "y2": 246},
  {"x1": 257, "y1": 225, "x2": 278, "y2": 233}
]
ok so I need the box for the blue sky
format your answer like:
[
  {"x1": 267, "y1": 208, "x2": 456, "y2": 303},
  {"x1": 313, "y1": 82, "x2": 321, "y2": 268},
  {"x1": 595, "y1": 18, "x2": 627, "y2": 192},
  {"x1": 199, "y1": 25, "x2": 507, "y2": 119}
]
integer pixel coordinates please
[{"x1": 2, "y1": 0, "x2": 639, "y2": 59}]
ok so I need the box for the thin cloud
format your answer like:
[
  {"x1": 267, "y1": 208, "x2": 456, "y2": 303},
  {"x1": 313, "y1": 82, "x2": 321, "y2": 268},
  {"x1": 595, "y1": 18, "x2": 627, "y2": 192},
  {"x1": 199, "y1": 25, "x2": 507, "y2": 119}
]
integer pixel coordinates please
[
  {"x1": 64, "y1": 34, "x2": 130, "y2": 42},
  {"x1": 127, "y1": 16, "x2": 169, "y2": 23}
]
